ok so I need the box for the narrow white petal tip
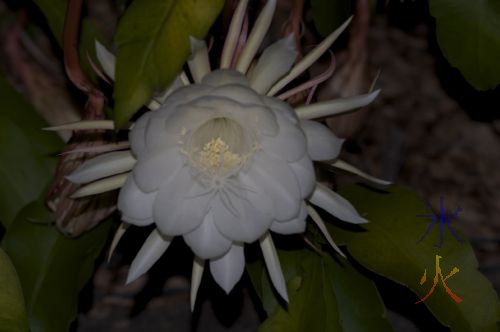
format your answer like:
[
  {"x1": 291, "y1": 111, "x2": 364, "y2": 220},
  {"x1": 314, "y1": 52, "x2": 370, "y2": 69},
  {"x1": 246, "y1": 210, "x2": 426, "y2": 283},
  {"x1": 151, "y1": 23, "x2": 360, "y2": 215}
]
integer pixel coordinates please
[
  {"x1": 268, "y1": 16, "x2": 353, "y2": 96},
  {"x1": 70, "y1": 173, "x2": 128, "y2": 199},
  {"x1": 235, "y1": 0, "x2": 277, "y2": 73},
  {"x1": 95, "y1": 40, "x2": 116, "y2": 80},
  {"x1": 43, "y1": 120, "x2": 115, "y2": 131},
  {"x1": 127, "y1": 229, "x2": 172, "y2": 284},
  {"x1": 306, "y1": 205, "x2": 346, "y2": 258},
  {"x1": 189, "y1": 37, "x2": 204, "y2": 55},
  {"x1": 260, "y1": 233, "x2": 289, "y2": 302},
  {"x1": 187, "y1": 37, "x2": 211, "y2": 83},
  {"x1": 330, "y1": 160, "x2": 392, "y2": 187},
  {"x1": 309, "y1": 182, "x2": 368, "y2": 225},
  {"x1": 249, "y1": 34, "x2": 297, "y2": 94},
  {"x1": 191, "y1": 257, "x2": 205, "y2": 312},
  {"x1": 66, "y1": 151, "x2": 136, "y2": 184},
  {"x1": 107, "y1": 223, "x2": 129, "y2": 263},
  {"x1": 296, "y1": 89, "x2": 381, "y2": 120}
]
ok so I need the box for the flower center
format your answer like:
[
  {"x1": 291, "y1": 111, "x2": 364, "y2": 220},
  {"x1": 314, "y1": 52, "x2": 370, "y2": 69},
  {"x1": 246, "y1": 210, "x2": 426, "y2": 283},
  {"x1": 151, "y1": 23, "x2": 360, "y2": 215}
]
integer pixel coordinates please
[{"x1": 185, "y1": 117, "x2": 254, "y2": 179}]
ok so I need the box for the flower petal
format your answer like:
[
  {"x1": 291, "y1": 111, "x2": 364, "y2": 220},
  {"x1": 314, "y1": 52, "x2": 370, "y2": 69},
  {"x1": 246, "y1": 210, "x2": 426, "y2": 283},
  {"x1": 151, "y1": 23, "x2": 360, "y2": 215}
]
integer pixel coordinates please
[
  {"x1": 261, "y1": 113, "x2": 307, "y2": 162},
  {"x1": 289, "y1": 155, "x2": 315, "y2": 198},
  {"x1": 71, "y1": 173, "x2": 127, "y2": 198},
  {"x1": 235, "y1": 0, "x2": 277, "y2": 73},
  {"x1": 95, "y1": 40, "x2": 115, "y2": 80},
  {"x1": 300, "y1": 120, "x2": 344, "y2": 161},
  {"x1": 309, "y1": 182, "x2": 368, "y2": 224},
  {"x1": 117, "y1": 175, "x2": 156, "y2": 225},
  {"x1": 126, "y1": 229, "x2": 172, "y2": 283},
  {"x1": 209, "y1": 244, "x2": 245, "y2": 294},
  {"x1": 260, "y1": 232, "x2": 288, "y2": 302},
  {"x1": 246, "y1": 152, "x2": 301, "y2": 221},
  {"x1": 190, "y1": 257, "x2": 204, "y2": 311},
  {"x1": 212, "y1": 186, "x2": 273, "y2": 243},
  {"x1": 295, "y1": 90, "x2": 380, "y2": 120},
  {"x1": 188, "y1": 37, "x2": 211, "y2": 83},
  {"x1": 267, "y1": 17, "x2": 352, "y2": 96},
  {"x1": 153, "y1": 167, "x2": 211, "y2": 236},
  {"x1": 67, "y1": 151, "x2": 136, "y2": 184},
  {"x1": 132, "y1": 148, "x2": 184, "y2": 193},
  {"x1": 129, "y1": 112, "x2": 152, "y2": 157},
  {"x1": 183, "y1": 212, "x2": 233, "y2": 259},
  {"x1": 270, "y1": 202, "x2": 307, "y2": 235},
  {"x1": 249, "y1": 35, "x2": 297, "y2": 94}
]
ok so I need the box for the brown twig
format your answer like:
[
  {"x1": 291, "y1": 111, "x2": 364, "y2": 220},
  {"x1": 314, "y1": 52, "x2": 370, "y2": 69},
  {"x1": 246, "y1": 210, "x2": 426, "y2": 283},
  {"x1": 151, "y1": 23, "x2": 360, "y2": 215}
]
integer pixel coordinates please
[{"x1": 46, "y1": 0, "x2": 114, "y2": 236}]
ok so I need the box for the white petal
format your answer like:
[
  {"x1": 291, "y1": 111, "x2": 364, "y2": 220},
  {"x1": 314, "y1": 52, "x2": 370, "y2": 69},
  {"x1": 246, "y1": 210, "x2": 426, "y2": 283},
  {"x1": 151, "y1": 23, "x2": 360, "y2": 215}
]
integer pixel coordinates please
[
  {"x1": 235, "y1": 0, "x2": 277, "y2": 74},
  {"x1": 126, "y1": 229, "x2": 172, "y2": 283},
  {"x1": 209, "y1": 244, "x2": 245, "y2": 294},
  {"x1": 117, "y1": 175, "x2": 156, "y2": 225},
  {"x1": 261, "y1": 112, "x2": 307, "y2": 162},
  {"x1": 270, "y1": 202, "x2": 307, "y2": 235},
  {"x1": 129, "y1": 112, "x2": 152, "y2": 157},
  {"x1": 300, "y1": 120, "x2": 344, "y2": 161},
  {"x1": 108, "y1": 222, "x2": 129, "y2": 262},
  {"x1": 145, "y1": 116, "x2": 183, "y2": 152},
  {"x1": 183, "y1": 212, "x2": 233, "y2": 259},
  {"x1": 330, "y1": 159, "x2": 392, "y2": 187},
  {"x1": 246, "y1": 152, "x2": 301, "y2": 221},
  {"x1": 267, "y1": 17, "x2": 352, "y2": 96},
  {"x1": 188, "y1": 37, "x2": 211, "y2": 83},
  {"x1": 309, "y1": 182, "x2": 368, "y2": 224},
  {"x1": 249, "y1": 35, "x2": 297, "y2": 94},
  {"x1": 220, "y1": 0, "x2": 249, "y2": 68},
  {"x1": 306, "y1": 205, "x2": 345, "y2": 257},
  {"x1": 259, "y1": 232, "x2": 288, "y2": 302},
  {"x1": 190, "y1": 257, "x2": 205, "y2": 311},
  {"x1": 155, "y1": 75, "x2": 187, "y2": 104},
  {"x1": 212, "y1": 188, "x2": 273, "y2": 243},
  {"x1": 202, "y1": 69, "x2": 249, "y2": 87},
  {"x1": 95, "y1": 40, "x2": 115, "y2": 80},
  {"x1": 71, "y1": 173, "x2": 127, "y2": 198},
  {"x1": 153, "y1": 168, "x2": 211, "y2": 236},
  {"x1": 295, "y1": 90, "x2": 381, "y2": 120},
  {"x1": 132, "y1": 148, "x2": 184, "y2": 193},
  {"x1": 67, "y1": 151, "x2": 136, "y2": 184},
  {"x1": 43, "y1": 120, "x2": 114, "y2": 131},
  {"x1": 289, "y1": 155, "x2": 316, "y2": 199}
]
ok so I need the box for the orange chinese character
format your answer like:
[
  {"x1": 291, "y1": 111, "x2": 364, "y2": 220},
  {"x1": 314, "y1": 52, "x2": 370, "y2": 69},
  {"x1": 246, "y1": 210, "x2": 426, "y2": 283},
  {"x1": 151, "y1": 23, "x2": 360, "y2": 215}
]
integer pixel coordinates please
[{"x1": 415, "y1": 255, "x2": 463, "y2": 304}]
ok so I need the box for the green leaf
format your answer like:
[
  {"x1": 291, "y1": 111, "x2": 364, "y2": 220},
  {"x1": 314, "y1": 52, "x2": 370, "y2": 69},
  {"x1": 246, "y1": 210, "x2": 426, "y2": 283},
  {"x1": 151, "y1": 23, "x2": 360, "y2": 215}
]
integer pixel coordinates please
[
  {"x1": 2, "y1": 200, "x2": 112, "y2": 332},
  {"x1": 32, "y1": 0, "x2": 105, "y2": 82},
  {"x1": 310, "y1": 0, "x2": 352, "y2": 37},
  {"x1": 248, "y1": 248, "x2": 393, "y2": 332},
  {"x1": 429, "y1": 0, "x2": 500, "y2": 90},
  {"x1": 0, "y1": 76, "x2": 63, "y2": 229},
  {"x1": 0, "y1": 248, "x2": 29, "y2": 332},
  {"x1": 329, "y1": 185, "x2": 500, "y2": 332},
  {"x1": 113, "y1": 0, "x2": 225, "y2": 128}
]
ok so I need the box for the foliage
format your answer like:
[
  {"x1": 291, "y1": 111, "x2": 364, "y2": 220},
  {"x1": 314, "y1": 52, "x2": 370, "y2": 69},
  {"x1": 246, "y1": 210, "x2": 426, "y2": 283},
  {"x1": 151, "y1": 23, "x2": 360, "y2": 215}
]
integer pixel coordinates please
[
  {"x1": 2, "y1": 200, "x2": 112, "y2": 332},
  {"x1": 329, "y1": 186, "x2": 500, "y2": 332},
  {"x1": 430, "y1": 0, "x2": 500, "y2": 90},
  {"x1": 113, "y1": 0, "x2": 225, "y2": 128},
  {"x1": 0, "y1": 75, "x2": 62, "y2": 229},
  {"x1": 0, "y1": 76, "x2": 112, "y2": 332},
  {"x1": 248, "y1": 245, "x2": 393, "y2": 332},
  {"x1": 0, "y1": 248, "x2": 29, "y2": 332}
]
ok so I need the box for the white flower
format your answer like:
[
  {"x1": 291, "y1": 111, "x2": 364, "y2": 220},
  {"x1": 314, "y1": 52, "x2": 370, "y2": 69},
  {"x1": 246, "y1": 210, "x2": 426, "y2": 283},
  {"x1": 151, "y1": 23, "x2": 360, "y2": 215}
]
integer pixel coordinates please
[{"x1": 59, "y1": 0, "x2": 390, "y2": 309}]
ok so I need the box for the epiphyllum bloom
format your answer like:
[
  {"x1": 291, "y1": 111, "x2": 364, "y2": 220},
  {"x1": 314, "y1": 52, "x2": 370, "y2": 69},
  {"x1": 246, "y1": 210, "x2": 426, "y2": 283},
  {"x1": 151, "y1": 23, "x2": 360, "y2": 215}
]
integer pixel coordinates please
[{"x1": 59, "y1": 0, "x2": 389, "y2": 308}]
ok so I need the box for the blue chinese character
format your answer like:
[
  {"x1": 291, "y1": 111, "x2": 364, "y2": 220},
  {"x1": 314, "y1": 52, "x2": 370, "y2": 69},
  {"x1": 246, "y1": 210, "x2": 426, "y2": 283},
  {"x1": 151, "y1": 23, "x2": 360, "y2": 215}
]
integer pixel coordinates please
[{"x1": 416, "y1": 196, "x2": 464, "y2": 248}]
